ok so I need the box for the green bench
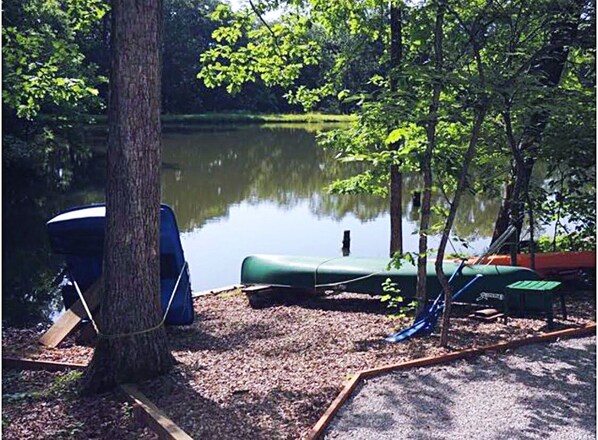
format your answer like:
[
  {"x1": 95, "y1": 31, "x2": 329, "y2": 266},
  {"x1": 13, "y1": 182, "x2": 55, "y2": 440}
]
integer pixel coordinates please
[{"x1": 504, "y1": 280, "x2": 565, "y2": 328}]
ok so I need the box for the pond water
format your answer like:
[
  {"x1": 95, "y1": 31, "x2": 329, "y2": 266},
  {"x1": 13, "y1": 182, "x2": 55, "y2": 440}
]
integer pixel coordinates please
[
  {"x1": 3, "y1": 124, "x2": 502, "y2": 325},
  {"x1": 161, "y1": 125, "x2": 501, "y2": 291}
]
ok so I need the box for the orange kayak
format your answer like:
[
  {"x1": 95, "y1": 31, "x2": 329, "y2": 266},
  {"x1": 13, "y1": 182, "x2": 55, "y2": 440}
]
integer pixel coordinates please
[{"x1": 471, "y1": 251, "x2": 596, "y2": 278}]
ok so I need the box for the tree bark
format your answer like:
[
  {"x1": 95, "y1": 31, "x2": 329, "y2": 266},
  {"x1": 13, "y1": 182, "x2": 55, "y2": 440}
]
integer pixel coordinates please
[
  {"x1": 491, "y1": 3, "x2": 581, "y2": 245},
  {"x1": 389, "y1": 2, "x2": 403, "y2": 257},
  {"x1": 389, "y1": 163, "x2": 402, "y2": 256},
  {"x1": 416, "y1": 1, "x2": 444, "y2": 311},
  {"x1": 82, "y1": 0, "x2": 174, "y2": 394}
]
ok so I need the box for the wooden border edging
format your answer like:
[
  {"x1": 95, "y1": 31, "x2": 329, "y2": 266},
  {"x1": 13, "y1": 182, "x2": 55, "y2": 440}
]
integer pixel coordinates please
[
  {"x1": 305, "y1": 323, "x2": 596, "y2": 440},
  {"x1": 2, "y1": 358, "x2": 193, "y2": 439},
  {"x1": 121, "y1": 384, "x2": 194, "y2": 440},
  {"x1": 2, "y1": 357, "x2": 88, "y2": 371},
  {"x1": 307, "y1": 374, "x2": 361, "y2": 438}
]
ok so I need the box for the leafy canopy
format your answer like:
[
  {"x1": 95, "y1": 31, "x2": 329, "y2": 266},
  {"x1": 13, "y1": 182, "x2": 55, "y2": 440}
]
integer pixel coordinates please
[{"x1": 3, "y1": 0, "x2": 108, "y2": 120}]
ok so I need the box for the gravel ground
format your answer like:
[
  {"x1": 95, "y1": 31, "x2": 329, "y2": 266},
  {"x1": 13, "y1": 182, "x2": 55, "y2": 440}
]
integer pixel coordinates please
[
  {"x1": 2, "y1": 369, "x2": 157, "y2": 440},
  {"x1": 2, "y1": 287, "x2": 594, "y2": 439},
  {"x1": 326, "y1": 336, "x2": 596, "y2": 440}
]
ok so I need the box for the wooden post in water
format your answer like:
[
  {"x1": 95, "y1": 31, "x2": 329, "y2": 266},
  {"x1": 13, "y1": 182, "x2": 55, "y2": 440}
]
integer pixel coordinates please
[{"x1": 342, "y1": 230, "x2": 351, "y2": 256}]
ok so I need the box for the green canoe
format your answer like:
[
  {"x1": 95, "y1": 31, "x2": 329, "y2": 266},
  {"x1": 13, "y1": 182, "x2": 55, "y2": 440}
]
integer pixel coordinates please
[{"x1": 241, "y1": 254, "x2": 541, "y2": 305}]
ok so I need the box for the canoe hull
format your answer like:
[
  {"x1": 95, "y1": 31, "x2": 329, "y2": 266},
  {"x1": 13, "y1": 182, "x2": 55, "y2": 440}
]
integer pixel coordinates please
[{"x1": 241, "y1": 254, "x2": 541, "y2": 306}]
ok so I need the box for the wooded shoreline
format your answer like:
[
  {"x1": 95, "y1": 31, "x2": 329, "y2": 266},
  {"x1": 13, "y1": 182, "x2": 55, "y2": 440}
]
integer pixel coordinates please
[{"x1": 88, "y1": 112, "x2": 356, "y2": 126}]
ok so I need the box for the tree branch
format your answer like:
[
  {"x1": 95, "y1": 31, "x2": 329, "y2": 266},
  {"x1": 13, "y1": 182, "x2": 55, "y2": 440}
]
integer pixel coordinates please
[{"x1": 247, "y1": 0, "x2": 284, "y2": 58}]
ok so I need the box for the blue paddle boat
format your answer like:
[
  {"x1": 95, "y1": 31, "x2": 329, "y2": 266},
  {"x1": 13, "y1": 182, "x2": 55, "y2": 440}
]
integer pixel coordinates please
[{"x1": 46, "y1": 204, "x2": 194, "y2": 325}]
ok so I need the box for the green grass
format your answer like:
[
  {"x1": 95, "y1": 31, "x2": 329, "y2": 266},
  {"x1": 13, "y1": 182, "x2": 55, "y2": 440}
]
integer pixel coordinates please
[
  {"x1": 3, "y1": 370, "x2": 83, "y2": 404},
  {"x1": 90, "y1": 112, "x2": 355, "y2": 126}
]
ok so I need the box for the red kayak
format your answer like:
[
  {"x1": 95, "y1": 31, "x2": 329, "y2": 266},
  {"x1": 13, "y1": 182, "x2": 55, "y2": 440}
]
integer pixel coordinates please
[{"x1": 471, "y1": 251, "x2": 595, "y2": 278}]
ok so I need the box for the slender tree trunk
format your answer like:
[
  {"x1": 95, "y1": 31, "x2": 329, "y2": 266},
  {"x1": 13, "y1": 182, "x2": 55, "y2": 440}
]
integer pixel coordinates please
[
  {"x1": 437, "y1": 106, "x2": 487, "y2": 347},
  {"x1": 502, "y1": 108, "x2": 526, "y2": 263},
  {"x1": 82, "y1": 0, "x2": 174, "y2": 394},
  {"x1": 390, "y1": 163, "x2": 402, "y2": 256},
  {"x1": 389, "y1": 2, "x2": 402, "y2": 257},
  {"x1": 416, "y1": 1, "x2": 444, "y2": 311},
  {"x1": 437, "y1": 28, "x2": 488, "y2": 347}
]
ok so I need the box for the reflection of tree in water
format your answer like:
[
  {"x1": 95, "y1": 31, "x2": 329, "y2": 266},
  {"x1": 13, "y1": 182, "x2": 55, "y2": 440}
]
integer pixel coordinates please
[
  {"x1": 161, "y1": 126, "x2": 389, "y2": 230},
  {"x1": 402, "y1": 174, "x2": 500, "y2": 242},
  {"x1": 453, "y1": 196, "x2": 500, "y2": 238},
  {"x1": 2, "y1": 161, "x2": 105, "y2": 326},
  {"x1": 162, "y1": 126, "x2": 501, "y2": 238}
]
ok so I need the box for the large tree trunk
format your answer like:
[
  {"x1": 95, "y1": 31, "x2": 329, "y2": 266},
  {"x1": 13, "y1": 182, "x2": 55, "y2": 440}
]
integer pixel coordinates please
[
  {"x1": 490, "y1": 3, "x2": 581, "y2": 245},
  {"x1": 82, "y1": 0, "x2": 174, "y2": 394},
  {"x1": 416, "y1": 1, "x2": 444, "y2": 311},
  {"x1": 388, "y1": 2, "x2": 402, "y2": 257}
]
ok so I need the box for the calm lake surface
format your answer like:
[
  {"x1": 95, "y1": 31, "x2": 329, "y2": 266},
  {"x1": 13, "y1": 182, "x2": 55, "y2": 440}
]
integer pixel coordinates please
[
  {"x1": 3, "y1": 124, "x2": 502, "y2": 324},
  {"x1": 161, "y1": 125, "x2": 500, "y2": 291}
]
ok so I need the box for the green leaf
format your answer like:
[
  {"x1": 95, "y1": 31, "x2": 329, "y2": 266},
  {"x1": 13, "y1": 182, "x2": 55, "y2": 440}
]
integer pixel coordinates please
[{"x1": 385, "y1": 128, "x2": 403, "y2": 145}]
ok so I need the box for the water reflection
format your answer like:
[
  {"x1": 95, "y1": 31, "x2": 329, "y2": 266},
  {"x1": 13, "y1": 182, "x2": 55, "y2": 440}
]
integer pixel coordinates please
[
  {"x1": 2, "y1": 165, "x2": 105, "y2": 326},
  {"x1": 161, "y1": 126, "x2": 501, "y2": 232},
  {"x1": 3, "y1": 124, "x2": 502, "y2": 324},
  {"x1": 160, "y1": 126, "x2": 390, "y2": 230}
]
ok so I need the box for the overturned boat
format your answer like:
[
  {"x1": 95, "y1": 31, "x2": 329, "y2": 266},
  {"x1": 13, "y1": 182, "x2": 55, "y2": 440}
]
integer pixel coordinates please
[
  {"x1": 47, "y1": 204, "x2": 194, "y2": 325},
  {"x1": 241, "y1": 254, "x2": 541, "y2": 306}
]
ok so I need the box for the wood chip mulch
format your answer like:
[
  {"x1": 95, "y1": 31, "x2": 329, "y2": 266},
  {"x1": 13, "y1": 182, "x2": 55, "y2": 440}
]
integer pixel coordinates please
[
  {"x1": 2, "y1": 327, "x2": 94, "y2": 364},
  {"x1": 2, "y1": 369, "x2": 157, "y2": 440},
  {"x1": 2, "y1": 286, "x2": 594, "y2": 439}
]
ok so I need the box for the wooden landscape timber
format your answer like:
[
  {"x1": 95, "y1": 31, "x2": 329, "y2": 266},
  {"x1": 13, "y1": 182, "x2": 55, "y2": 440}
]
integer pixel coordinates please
[
  {"x1": 121, "y1": 384, "x2": 194, "y2": 440},
  {"x1": 305, "y1": 322, "x2": 596, "y2": 440},
  {"x1": 2, "y1": 357, "x2": 88, "y2": 371},
  {"x1": 2, "y1": 357, "x2": 193, "y2": 440},
  {"x1": 307, "y1": 373, "x2": 361, "y2": 439},
  {"x1": 38, "y1": 279, "x2": 102, "y2": 348}
]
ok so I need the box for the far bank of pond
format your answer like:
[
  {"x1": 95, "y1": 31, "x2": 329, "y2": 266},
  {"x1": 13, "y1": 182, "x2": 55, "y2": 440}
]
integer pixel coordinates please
[
  {"x1": 4, "y1": 123, "x2": 501, "y2": 325},
  {"x1": 89, "y1": 112, "x2": 357, "y2": 126}
]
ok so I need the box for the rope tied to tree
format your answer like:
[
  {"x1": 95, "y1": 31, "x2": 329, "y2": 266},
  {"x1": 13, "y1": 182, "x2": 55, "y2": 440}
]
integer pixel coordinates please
[{"x1": 72, "y1": 261, "x2": 188, "y2": 339}]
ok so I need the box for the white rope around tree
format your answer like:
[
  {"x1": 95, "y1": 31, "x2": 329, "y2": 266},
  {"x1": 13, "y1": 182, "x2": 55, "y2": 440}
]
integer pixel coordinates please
[{"x1": 72, "y1": 261, "x2": 188, "y2": 339}]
